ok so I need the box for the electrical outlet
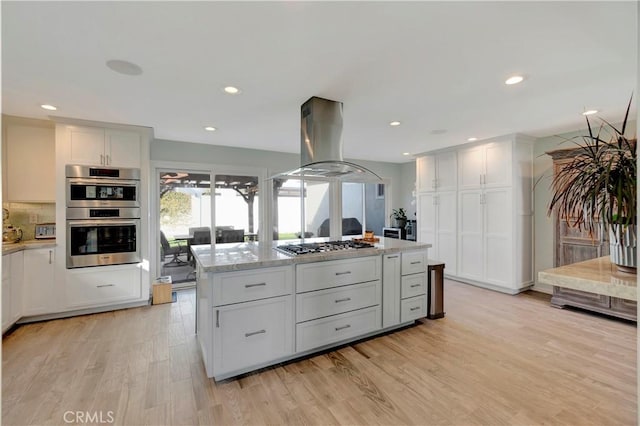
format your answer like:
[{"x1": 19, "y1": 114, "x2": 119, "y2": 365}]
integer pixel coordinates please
[{"x1": 29, "y1": 213, "x2": 38, "y2": 224}]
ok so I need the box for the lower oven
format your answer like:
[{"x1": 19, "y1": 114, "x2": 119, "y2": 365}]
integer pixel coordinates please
[{"x1": 66, "y1": 207, "x2": 141, "y2": 268}]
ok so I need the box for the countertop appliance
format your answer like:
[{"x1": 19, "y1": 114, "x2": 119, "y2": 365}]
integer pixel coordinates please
[
  {"x1": 382, "y1": 227, "x2": 406, "y2": 240},
  {"x1": 35, "y1": 223, "x2": 56, "y2": 239},
  {"x1": 275, "y1": 240, "x2": 374, "y2": 256}
]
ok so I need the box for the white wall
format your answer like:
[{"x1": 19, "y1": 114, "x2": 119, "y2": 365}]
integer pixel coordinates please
[{"x1": 532, "y1": 120, "x2": 637, "y2": 293}]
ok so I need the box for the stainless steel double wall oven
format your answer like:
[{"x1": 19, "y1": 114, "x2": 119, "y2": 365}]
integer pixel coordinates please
[{"x1": 65, "y1": 165, "x2": 141, "y2": 268}]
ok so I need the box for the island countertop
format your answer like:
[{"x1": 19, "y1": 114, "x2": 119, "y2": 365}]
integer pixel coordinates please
[
  {"x1": 538, "y1": 256, "x2": 637, "y2": 301},
  {"x1": 191, "y1": 237, "x2": 431, "y2": 273}
]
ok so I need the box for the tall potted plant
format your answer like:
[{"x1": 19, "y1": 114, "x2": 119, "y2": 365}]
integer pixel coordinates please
[
  {"x1": 391, "y1": 208, "x2": 408, "y2": 229},
  {"x1": 548, "y1": 95, "x2": 636, "y2": 272}
]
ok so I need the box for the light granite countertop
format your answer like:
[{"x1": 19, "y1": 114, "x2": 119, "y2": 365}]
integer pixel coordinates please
[
  {"x1": 2, "y1": 239, "x2": 57, "y2": 256},
  {"x1": 192, "y1": 237, "x2": 431, "y2": 273},
  {"x1": 538, "y1": 256, "x2": 637, "y2": 301}
]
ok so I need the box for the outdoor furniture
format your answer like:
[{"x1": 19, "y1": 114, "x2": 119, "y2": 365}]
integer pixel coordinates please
[
  {"x1": 218, "y1": 229, "x2": 244, "y2": 243},
  {"x1": 317, "y1": 218, "x2": 362, "y2": 237},
  {"x1": 160, "y1": 231, "x2": 188, "y2": 266}
]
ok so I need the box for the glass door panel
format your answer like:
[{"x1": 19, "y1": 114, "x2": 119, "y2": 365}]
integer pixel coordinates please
[{"x1": 214, "y1": 174, "x2": 259, "y2": 243}]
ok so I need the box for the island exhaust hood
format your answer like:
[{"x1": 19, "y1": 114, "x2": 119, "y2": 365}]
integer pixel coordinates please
[{"x1": 272, "y1": 96, "x2": 382, "y2": 182}]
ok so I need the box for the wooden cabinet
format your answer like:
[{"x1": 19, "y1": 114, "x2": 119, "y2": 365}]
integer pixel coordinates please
[
  {"x1": 2, "y1": 118, "x2": 55, "y2": 202},
  {"x1": 417, "y1": 135, "x2": 533, "y2": 294},
  {"x1": 416, "y1": 151, "x2": 457, "y2": 192},
  {"x1": 23, "y1": 248, "x2": 56, "y2": 316},
  {"x1": 547, "y1": 148, "x2": 609, "y2": 267},
  {"x1": 66, "y1": 125, "x2": 141, "y2": 168},
  {"x1": 2, "y1": 252, "x2": 23, "y2": 332},
  {"x1": 458, "y1": 140, "x2": 511, "y2": 190},
  {"x1": 65, "y1": 265, "x2": 141, "y2": 308}
]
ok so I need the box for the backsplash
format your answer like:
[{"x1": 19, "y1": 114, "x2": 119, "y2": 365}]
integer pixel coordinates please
[{"x1": 2, "y1": 202, "x2": 55, "y2": 241}]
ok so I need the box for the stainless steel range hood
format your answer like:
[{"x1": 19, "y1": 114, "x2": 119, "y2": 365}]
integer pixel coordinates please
[{"x1": 272, "y1": 96, "x2": 382, "y2": 182}]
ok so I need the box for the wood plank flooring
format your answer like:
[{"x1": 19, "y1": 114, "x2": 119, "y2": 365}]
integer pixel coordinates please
[{"x1": 2, "y1": 280, "x2": 636, "y2": 425}]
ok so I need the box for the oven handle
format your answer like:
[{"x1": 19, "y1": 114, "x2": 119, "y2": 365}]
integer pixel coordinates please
[
  {"x1": 67, "y1": 220, "x2": 139, "y2": 227},
  {"x1": 67, "y1": 178, "x2": 139, "y2": 187}
]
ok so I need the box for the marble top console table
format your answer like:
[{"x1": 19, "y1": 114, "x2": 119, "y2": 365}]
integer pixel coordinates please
[{"x1": 538, "y1": 256, "x2": 637, "y2": 321}]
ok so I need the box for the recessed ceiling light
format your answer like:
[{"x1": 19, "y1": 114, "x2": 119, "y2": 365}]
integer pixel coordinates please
[
  {"x1": 389, "y1": 121, "x2": 401, "y2": 126},
  {"x1": 106, "y1": 59, "x2": 143, "y2": 76},
  {"x1": 467, "y1": 137, "x2": 478, "y2": 142},
  {"x1": 204, "y1": 126, "x2": 217, "y2": 131},
  {"x1": 582, "y1": 109, "x2": 598, "y2": 116},
  {"x1": 505, "y1": 75, "x2": 524, "y2": 85},
  {"x1": 223, "y1": 86, "x2": 241, "y2": 95},
  {"x1": 41, "y1": 104, "x2": 57, "y2": 111},
  {"x1": 403, "y1": 152, "x2": 411, "y2": 156}
]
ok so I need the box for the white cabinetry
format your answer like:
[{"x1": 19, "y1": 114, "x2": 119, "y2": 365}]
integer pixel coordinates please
[
  {"x1": 2, "y1": 251, "x2": 23, "y2": 332},
  {"x1": 295, "y1": 256, "x2": 381, "y2": 352},
  {"x1": 198, "y1": 265, "x2": 294, "y2": 380},
  {"x1": 65, "y1": 265, "x2": 141, "y2": 308},
  {"x1": 382, "y1": 253, "x2": 401, "y2": 327},
  {"x1": 66, "y1": 125, "x2": 141, "y2": 168},
  {"x1": 23, "y1": 248, "x2": 56, "y2": 316},
  {"x1": 417, "y1": 135, "x2": 533, "y2": 294},
  {"x1": 399, "y1": 250, "x2": 427, "y2": 321},
  {"x1": 3, "y1": 119, "x2": 56, "y2": 202},
  {"x1": 416, "y1": 151, "x2": 457, "y2": 192}
]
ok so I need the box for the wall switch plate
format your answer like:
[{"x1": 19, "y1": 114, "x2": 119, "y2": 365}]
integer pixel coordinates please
[{"x1": 29, "y1": 213, "x2": 38, "y2": 224}]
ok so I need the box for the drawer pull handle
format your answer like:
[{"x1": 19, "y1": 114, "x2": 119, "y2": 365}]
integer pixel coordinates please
[
  {"x1": 410, "y1": 306, "x2": 421, "y2": 311},
  {"x1": 410, "y1": 261, "x2": 421, "y2": 265},
  {"x1": 245, "y1": 329, "x2": 266, "y2": 337},
  {"x1": 335, "y1": 324, "x2": 351, "y2": 331},
  {"x1": 96, "y1": 284, "x2": 115, "y2": 288},
  {"x1": 335, "y1": 297, "x2": 351, "y2": 303},
  {"x1": 387, "y1": 255, "x2": 399, "y2": 259},
  {"x1": 335, "y1": 271, "x2": 351, "y2": 276},
  {"x1": 410, "y1": 284, "x2": 421, "y2": 288},
  {"x1": 245, "y1": 282, "x2": 266, "y2": 288}
]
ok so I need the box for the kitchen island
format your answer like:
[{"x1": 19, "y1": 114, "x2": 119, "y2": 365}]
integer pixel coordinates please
[
  {"x1": 192, "y1": 237, "x2": 431, "y2": 380},
  {"x1": 538, "y1": 256, "x2": 637, "y2": 321}
]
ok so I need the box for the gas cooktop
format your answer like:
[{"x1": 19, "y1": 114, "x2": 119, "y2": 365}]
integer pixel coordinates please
[{"x1": 275, "y1": 240, "x2": 375, "y2": 256}]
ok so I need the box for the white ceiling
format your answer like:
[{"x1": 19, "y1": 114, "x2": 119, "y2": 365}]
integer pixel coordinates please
[{"x1": 2, "y1": 1, "x2": 637, "y2": 163}]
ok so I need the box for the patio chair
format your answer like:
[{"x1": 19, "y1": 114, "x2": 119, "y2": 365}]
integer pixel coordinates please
[
  {"x1": 160, "y1": 231, "x2": 188, "y2": 266},
  {"x1": 219, "y1": 229, "x2": 244, "y2": 243}
]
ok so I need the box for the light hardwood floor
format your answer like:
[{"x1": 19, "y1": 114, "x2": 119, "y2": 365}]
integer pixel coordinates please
[{"x1": 2, "y1": 280, "x2": 636, "y2": 425}]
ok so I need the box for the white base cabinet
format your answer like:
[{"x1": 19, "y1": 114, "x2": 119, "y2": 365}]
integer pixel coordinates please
[
  {"x1": 2, "y1": 251, "x2": 23, "y2": 332},
  {"x1": 23, "y1": 248, "x2": 57, "y2": 316},
  {"x1": 65, "y1": 265, "x2": 141, "y2": 308}
]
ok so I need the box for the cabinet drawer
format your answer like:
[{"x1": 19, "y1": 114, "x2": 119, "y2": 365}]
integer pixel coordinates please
[
  {"x1": 401, "y1": 273, "x2": 426, "y2": 299},
  {"x1": 213, "y1": 295, "x2": 293, "y2": 376},
  {"x1": 400, "y1": 295, "x2": 427, "y2": 322},
  {"x1": 296, "y1": 306, "x2": 381, "y2": 352},
  {"x1": 213, "y1": 266, "x2": 293, "y2": 306},
  {"x1": 296, "y1": 256, "x2": 381, "y2": 293},
  {"x1": 402, "y1": 251, "x2": 427, "y2": 275},
  {"x1": 296, "y1": 280, "x2": 381, "y2": 323},
  {"x1": 66, "y1": 266, "x2": 141, "y2": 307}
]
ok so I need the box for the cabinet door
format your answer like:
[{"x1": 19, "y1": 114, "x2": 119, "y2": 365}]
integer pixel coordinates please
[
  {"x1": 105, "y1": 129, "x2": 141, "y2": 168},
  {"x1": 417, "y1": 193, "x2": 436, "y2": 248},
  {"x1": 382, "y1": 254, "x2": 401, "y2": 327},
  {"x1": 68, "y1": 126, "x2": 106, "y2": 166},
  {"x1": 65, "y1": 266, "x2": 141, "y2": 308},
  {"x1": 10, "y1": 251, "x2": 23, "y2": 323},
  {"x1": 484, "y1": 141, "x2": 511, "y2": 187},
  {"x1": 436, "y1": 191, "x2": 457, "y2": 273},
  {"x1": 2, "y1": 255, "x2": 11, "y2": 331},
  {"x1": 458, "y1": 146, "x2": 484, "y2": 189},
  {"x1": 5, "y1": 124, "x2": 56, "y2": 202},
  {"x1": 213, "y1": 295, "x2": 293, "y2": 376},
  {"x1": 484, "y1": 188, "x2": 512, "y2": 287},
  {"x1": 416, "y1": 155, "x2": 436, "y2": 192},
  {"x1": 458, "y1": 190, "x2": 483, "y2": 280},
  {"x1": 23, "y1": 248, "x2": 56, "y2": 316},
  {"x1": 436, "y1": 151, "x2": 457, "y2": 191}
]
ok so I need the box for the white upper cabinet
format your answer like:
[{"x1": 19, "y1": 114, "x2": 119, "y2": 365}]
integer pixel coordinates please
[
  {"x1": 3, "y1": 120, "x2": 56, "y2": 202},
  {"x1": 416, "y1": 151, "x2": 457, "y2": 192},
  {"x1": 67, "y1": 125, "x2": 141, "y2": 168},
  {"x1": 458, "y1": 141, "x2": 511, "y2": 190}
]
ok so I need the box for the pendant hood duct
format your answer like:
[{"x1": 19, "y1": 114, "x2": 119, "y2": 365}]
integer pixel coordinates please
[{"x1": 272, "y1": 96, "x2": 382, "y2": 182}]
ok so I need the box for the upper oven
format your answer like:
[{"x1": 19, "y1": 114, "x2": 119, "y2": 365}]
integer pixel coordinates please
[{"x1": 66, "y1": 165, "x2": 140, "y2": 208}]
